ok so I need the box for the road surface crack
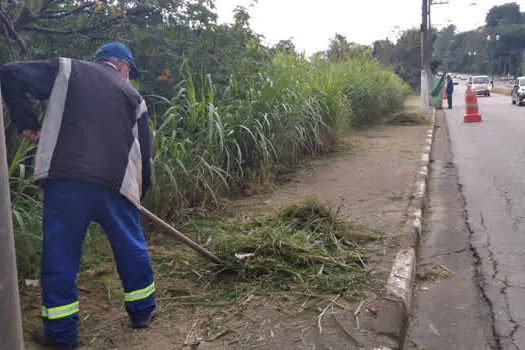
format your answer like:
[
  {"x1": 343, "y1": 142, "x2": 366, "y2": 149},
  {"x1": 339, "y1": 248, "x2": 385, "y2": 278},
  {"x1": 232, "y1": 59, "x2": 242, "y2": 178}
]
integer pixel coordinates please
[
  {"x1": 479, "y1": 212, "x2": 499, "y2": 279},
  {"x1": 459, "y1": 184, "x2": 502, "y2": 350},
  {"x1": 502, "y1": 277, "x2": 520, "y2": 346},
  {"x1": 493, "y1": 180, "x2": 523, "y2": 231}
]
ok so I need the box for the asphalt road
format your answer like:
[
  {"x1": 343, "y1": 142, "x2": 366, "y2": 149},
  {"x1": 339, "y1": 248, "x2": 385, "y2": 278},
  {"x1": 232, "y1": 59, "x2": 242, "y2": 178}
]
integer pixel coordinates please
[{"x1": 409, "y1": 90, "x2": 525, "y2": 350}]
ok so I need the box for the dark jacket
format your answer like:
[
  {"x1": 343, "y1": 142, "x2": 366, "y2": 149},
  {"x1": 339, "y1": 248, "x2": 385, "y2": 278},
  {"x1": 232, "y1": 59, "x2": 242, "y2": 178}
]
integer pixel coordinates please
[{"x1": 1, "y1": 57, "x2": 152, "y2": 207}]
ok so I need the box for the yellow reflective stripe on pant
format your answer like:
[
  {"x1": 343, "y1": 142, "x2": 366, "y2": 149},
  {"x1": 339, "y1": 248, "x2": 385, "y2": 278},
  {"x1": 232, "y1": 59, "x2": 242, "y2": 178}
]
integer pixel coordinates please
[
  {"x1": 125, "y1": 282, "x2": 155, "y2": 302},
  {"x1": 42, "y1": 301, "x2": 79, "y2": 320}
]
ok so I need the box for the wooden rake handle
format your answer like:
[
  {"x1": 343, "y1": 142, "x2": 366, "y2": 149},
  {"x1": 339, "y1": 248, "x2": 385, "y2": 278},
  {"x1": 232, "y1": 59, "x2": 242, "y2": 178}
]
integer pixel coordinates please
[{"x1": 139, "y1": 206, "x2": 224, "y2": 265}]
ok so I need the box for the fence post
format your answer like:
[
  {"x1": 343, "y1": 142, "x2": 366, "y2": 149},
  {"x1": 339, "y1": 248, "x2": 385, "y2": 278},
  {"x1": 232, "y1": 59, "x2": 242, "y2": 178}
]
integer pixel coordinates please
[{"x1": 0, "y1": 89, "x2": 24, "y2": 349}]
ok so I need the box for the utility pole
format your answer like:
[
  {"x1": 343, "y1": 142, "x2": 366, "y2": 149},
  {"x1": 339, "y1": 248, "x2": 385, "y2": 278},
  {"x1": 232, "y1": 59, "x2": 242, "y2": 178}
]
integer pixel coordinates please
[
  {"x1": 428, "y1": 1, "x2": 432, "y2": 72},
  {"x1": 422, "y1": 0, "x2": 449, "y2": 112},
  {"x1": 421, "y1": 0, "x2": 429, "y2": 112},
  {"x1": 0, "y1": 90, "x2": 24, "y2": 350}
]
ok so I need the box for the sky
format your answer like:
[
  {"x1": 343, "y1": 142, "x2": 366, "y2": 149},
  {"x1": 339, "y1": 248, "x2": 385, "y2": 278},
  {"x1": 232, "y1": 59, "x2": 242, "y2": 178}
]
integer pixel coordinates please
[{"x1": 214, "y1": 0, "x2": 525, "y2": 55}]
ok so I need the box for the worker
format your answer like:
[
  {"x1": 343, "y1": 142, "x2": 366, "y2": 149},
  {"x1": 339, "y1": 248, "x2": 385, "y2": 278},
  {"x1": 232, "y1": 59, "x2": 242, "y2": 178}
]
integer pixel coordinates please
[
  {"x1": 446, "y1": 74, "x2": 454, "y2": 109},
  {"x1": 0, "y1": 42, "x2": 156, "y2": 349}
]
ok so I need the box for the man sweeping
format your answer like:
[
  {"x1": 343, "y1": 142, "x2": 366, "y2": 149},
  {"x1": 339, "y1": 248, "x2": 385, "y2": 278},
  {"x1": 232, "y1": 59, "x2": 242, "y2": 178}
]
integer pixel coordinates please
[
  {"x1": 1, "y1": 42, "x2": 156, "y2": 349},
  {"x1": 446, "y1": 74, "x2": 454, "y2": 109}
]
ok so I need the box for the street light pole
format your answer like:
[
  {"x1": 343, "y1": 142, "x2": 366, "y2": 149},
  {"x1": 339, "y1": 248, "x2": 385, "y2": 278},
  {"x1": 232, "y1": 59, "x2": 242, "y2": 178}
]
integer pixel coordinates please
[
  {"x1": 487, "y1": 34, "x2": 500, "y2": 85},
  {"x1": 0, "y1": 90, "x2": 24, "y2": 350},
  {"x1": 468, "y1": 51, "x2": 477, "y2": 71}
]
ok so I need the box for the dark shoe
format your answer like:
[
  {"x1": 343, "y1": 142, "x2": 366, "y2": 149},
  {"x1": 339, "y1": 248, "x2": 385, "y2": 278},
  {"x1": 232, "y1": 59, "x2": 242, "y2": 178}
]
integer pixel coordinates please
[
  {"x1": 131, "y1": 309, "x2": 158, "y2": 329},
  {"x1": 32, "y1": 326, "x2": 75, "y2": 349}
]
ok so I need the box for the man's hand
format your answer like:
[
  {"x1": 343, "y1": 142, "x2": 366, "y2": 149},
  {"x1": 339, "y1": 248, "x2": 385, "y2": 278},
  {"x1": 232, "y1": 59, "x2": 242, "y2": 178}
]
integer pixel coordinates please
[{"x1": 22, "y1": 130, "x2": 41, "y2": 144}]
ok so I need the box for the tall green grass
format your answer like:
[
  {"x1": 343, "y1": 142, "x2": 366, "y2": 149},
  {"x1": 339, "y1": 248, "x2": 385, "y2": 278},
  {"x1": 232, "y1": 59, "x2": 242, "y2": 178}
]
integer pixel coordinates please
[
  {"x1": 9, "y1": 140, "x2": 42, "y2": 278},
  {"x1": 146, "y1": 54, "x2": 407, "y2": 217}
]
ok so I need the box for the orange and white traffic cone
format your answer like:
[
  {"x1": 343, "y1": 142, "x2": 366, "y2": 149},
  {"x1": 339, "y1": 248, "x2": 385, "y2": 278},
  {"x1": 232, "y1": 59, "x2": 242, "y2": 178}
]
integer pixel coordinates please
[{"x1": 464, "y1": 87, "x2": 482, "y2": 123}]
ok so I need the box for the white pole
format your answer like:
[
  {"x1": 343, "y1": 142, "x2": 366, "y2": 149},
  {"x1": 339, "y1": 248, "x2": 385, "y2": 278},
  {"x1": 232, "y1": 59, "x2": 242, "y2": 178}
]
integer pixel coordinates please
[
  {"x1": 0, "y1": 90, "x2": 24, "y2": 348},
  {"x1": 421, "y1": 69, "x2": 429, "y2": 112}
]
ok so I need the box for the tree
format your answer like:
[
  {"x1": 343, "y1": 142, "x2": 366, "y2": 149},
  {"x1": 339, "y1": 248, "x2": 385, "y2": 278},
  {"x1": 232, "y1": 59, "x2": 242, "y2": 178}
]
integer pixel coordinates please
[
  {"x1": 0, "y1": 1, "x2": 167, "y2": 61},
  {"x1": 327, "y1": 33, "x2": 371, "y2": 61},
  {"x1": 391, "y1": 28, "x2": 421, "y2": 88},
  {"x1": 486, "y1": 3, "x2": 522, "y2": 27},
  {"x1": 373, "y1": 39, "x2": 395, "y2": 66},
  {"x1": 274, "y1": 39, "x2": 295, "y2": 54},
  {"x1": 433, "y1": 24, "x2": 456, "y2": 60},
  {"x1": 327, "y1": 33, "x2": 350, "y2": 61}
]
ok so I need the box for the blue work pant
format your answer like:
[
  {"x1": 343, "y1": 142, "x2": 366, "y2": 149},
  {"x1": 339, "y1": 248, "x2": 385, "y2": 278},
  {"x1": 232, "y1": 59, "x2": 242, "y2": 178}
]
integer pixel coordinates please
[{"x1": 41, "y1": 180, "x2": 156, "y2": 347}]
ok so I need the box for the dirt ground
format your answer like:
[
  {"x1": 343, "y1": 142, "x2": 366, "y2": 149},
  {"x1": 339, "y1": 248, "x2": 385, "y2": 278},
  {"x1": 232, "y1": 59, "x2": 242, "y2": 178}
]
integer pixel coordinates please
[
  {"x1": 234, "y1": 125, "x2": 428, "y2": 235},
  {"x1": 22, "y1": 123, "x2": 428, "y2": 350}
]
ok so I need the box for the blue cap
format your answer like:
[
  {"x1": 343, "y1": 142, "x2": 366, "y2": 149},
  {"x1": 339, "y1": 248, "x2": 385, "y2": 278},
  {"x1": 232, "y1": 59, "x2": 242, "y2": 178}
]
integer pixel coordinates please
[{"x1": 95, "y1": 42, "x2": 140, "y2": 79}]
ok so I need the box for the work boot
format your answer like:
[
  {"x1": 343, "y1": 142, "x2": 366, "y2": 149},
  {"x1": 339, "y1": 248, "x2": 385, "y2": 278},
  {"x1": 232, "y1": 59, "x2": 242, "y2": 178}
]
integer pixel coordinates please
[
  {"x1": 131, "y1": 309, "x2": 158, "y2": 329},
  {"x1": 32, "y1": 326, "x2": 75, "y2": 349}
]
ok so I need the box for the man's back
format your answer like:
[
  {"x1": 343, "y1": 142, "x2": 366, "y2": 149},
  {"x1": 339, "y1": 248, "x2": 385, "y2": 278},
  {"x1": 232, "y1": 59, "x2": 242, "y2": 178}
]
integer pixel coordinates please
[{"x1": 1, "y1": 57, "x2": 152, "y2": 206}]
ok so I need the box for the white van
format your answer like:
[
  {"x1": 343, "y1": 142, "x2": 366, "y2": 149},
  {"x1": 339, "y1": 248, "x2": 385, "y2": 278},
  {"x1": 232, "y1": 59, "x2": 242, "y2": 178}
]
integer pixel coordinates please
[{"x1": 467, "y1": 75, "x2": 492, "y2": 96}]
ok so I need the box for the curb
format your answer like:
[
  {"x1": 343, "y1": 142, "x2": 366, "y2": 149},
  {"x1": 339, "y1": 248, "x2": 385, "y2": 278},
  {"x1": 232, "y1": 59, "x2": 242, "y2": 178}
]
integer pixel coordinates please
[{"x1": 371, "y1": 108, "x2": 436, "y2": 350}]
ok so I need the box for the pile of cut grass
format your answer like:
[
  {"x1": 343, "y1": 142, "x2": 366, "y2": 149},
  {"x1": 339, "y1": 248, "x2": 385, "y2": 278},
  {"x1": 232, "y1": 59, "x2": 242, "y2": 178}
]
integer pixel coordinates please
[
  {"x1": 386, "y1": 111, "x2": 430, "y2": 126},
  {"x1": 153, "y1": 198, "x2": 383, "y2": 302}
]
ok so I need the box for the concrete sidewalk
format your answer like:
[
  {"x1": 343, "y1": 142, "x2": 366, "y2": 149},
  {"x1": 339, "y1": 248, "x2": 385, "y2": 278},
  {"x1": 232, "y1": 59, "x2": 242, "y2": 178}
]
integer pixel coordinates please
[{"x1": 405, "y1": 110, "x2": 495, "y2": 349}]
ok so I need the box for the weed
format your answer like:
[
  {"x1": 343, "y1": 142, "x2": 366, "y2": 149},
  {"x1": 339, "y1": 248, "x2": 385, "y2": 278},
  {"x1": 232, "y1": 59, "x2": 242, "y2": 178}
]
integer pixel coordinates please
[
  {"x1": 386, "y1": 111, "x2": 430, "y2": 126},
  {"x1": 152, "y1": 198, "x2": 383, "y2": 303},
  {"x1": 418, "y1": 264, "x2": 454, "y2": 282}
]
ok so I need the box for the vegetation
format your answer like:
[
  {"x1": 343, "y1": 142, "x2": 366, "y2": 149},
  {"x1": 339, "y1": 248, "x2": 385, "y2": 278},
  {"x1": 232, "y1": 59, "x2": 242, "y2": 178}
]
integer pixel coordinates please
[
  {"x1": 146, "y1": 54, "x2": 408, "y2": 218},
  {"x1": 3, "y1": 0, "x2": 411, "y2": 280},
  {"x1": 433, "y1": 2, "x2": 525, "y2": 76},
  {"x1": 152, "y1": 198, "x2": 383, "y2": 302}
]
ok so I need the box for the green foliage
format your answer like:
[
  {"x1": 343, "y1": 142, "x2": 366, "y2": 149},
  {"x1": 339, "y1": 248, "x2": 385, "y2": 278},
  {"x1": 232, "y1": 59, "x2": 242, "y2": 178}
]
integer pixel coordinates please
[
  {"x1": 327, "y1": 33, "x2": 372, "y2": 62},
  {"x1": 9, "y1": 142, "x2": 42, "y2": 278},
  {"x1": 433, "y1": 3, "x2": 525, "y2": 76},
  {"x1": 273, "y1": 39, "x2": 296, "y2": 54},
  {"x1": 166, "y1": 198, "x2": 382, "y2": 299},
  {"x1": 390, "y1": 29, "x2": 421, "y2": 88},
  {"x1": 486, "y1": 2, "x2": 522, "y2": 28}
]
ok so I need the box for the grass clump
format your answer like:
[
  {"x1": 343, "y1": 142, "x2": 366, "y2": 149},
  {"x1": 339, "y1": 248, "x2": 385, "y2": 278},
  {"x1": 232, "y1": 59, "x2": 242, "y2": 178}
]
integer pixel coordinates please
[
  {"x1": 386, "y1": 111, "x2": 430, "y2": 126},
  {"x1": 417, "y1": 264, "x2": 454, "y2": 282},
  {"x1": 278, "y1": 197, "x2": 342, "y2": 232},
  {"x1": 156, "y1": 198, "x2": 383, "y2": 301}
]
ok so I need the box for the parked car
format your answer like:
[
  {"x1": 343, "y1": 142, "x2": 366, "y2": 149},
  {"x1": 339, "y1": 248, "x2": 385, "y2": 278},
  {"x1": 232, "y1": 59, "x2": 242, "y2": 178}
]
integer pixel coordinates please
[
  {"x1": 467, "y1": 75, "x2": 492, "y2": 96},
  {"x1": 511, "y1": 76, "x2": 525, "y2": 106}
]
